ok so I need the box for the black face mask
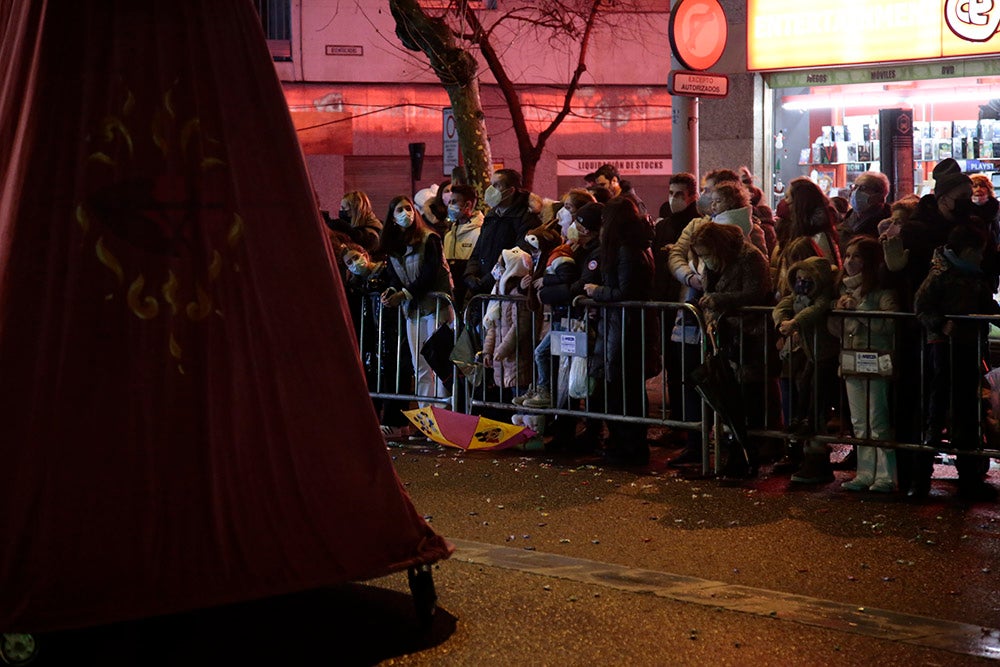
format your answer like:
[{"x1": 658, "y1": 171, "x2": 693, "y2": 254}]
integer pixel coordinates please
[
  {"x1": 952, "y1": 198, "x2": 977, "y2": 220},
  {"x1": 339, "y1": 209, "x2": 351, "y2": 222},
  {"x1": 793, "y1": 276, "x2": 814, "y2": 296}
]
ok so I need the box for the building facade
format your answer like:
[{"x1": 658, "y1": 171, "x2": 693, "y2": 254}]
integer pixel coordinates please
[{"x1": 265, "y1": 0, "x2": 762, "y2": 215}]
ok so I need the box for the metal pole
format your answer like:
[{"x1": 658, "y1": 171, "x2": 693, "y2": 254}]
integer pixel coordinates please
[{"x1": 670, "y1": 2, "x2": 699, "y2": 181}]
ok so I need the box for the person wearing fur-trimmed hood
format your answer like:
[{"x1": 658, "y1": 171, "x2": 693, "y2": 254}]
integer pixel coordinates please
[
  {"x1": 482, "y1": 247, "x2": 535, "y2": 392},
  {"x1": 772, "y1": 255, "x2": 839, "y2": 484}
]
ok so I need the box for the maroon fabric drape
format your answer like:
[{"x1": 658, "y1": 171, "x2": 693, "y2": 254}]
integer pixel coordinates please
[{"x1": 0, "y1": 0, "x2": 450, "y2": 632}]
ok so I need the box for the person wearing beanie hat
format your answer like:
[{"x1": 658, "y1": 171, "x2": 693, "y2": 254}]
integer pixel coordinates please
[
  {"x1": 883, "y1": 157, "x2": 985, "y2": 500},
  {"x1": 574, "y1": 202, "x2": 604, "y2": 234},
  {"x1": 514, "y1": 203, "x2": 604, "y2": 429},
  {"x1": 932, "y1": 157, "x2": 972, "y2": 197}
]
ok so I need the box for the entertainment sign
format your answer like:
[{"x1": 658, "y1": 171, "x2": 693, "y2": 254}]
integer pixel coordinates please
[{"x1": 748, "y1": 0, "x2": 1000, "y2": 70}]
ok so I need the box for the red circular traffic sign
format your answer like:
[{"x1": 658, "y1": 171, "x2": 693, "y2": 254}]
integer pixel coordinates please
[{"x1": 669, "y1": 0, "x2": 728, "y2": 72}]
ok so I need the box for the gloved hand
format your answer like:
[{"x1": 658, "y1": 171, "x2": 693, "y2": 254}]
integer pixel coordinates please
[{"x1": 882, "y1": 235, "x2": 909, "y2": 272}]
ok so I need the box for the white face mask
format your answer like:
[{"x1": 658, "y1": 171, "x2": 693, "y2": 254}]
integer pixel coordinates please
[
  {"x1": 344, "y1": 252, "x2": 369, "y2": 276},
  {"x1": 442, "y1": 191, "x2": 453, "y2": 206},
  {"x1": 556, "y1": 207, "x2": 573, "y2": 236},
  {"x1": 484, "y1": 184, "x2": 504, "y2": 208},
  {"x1": 491, "y1": 263, "x2": 504, "y2": 281},
  {"x1": 668, "y1": 192, "x2": 690, "y2": 214},
  {"x1": 696, "y1": 192, "x2": 713, "y2": 216},
  {"x1": 566, "y1": 222, "x2": 580, "y2": 243},
  {"x1": 394, "y1": 208, "x2": 414, "y2": 228},
  {"x1": 525, "y1": 234, "x2": 540, "y2": 250},
  {"x1": 973, "y1": 194, "x2": 989, "y2": 205}
]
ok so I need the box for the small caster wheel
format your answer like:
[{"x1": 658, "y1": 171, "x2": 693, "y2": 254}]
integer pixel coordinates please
[
  {"x1": 0, "y1": 634, "x2": 37, "y2": 665},
  {"x1": 407, "y1": 564, "x2": 437, "y2": 630}
]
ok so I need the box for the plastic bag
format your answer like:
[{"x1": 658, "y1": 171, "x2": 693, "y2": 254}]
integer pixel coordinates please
[{"x1": 569, "y1": 355, "x2": 590, "y2": 398}]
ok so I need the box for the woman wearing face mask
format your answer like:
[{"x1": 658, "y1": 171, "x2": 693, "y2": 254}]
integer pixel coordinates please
[
  {"x1": 333, "y1": 190, "x2": 383, "y2": 255},
  {"x1": 425, "y1": 179, "x2": 453, "y2": 237},
  {"x1": 555, "y1": 189, "x2": 596, "y2": 241},
  {"x1": 380, "y1": 195, "x2": 455, "y2": 405},
  {"x1": 970, "y1": 174, "x2": 1000, "y2": 246},
  {"x1": 339, "y1": 242, "x2": 414, "y2": 440},
  {"x1": 691, "y1": 222, "x2": 777, "y2": 478}
]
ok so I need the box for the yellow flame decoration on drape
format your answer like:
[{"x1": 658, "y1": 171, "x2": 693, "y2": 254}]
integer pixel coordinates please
[
  {"x1": 228, "y1": 214, "x2": 244, "y2": 247},
  {"x1": 186, "y1": 285, "x2": 212, "y2": 321},
  {"x1": 162, "y1": 270, "x2": 179, "y2": 315},
  {"x1": 76, "y1": 204, "x2": 91, "y2": 233},
  {"x1": 127, "y1": 275, "x2": 159, "y2": 319},
  {"x1": 80, "y1": 79, "x2": 243, "y2": 370},
  {"x1": 95, "y1": 236, "x2": 124, "y2": 285},
  {"x1": 208, "y1": 251, "x2": 222, "y2": 281},
  {"x1": 100, "y1": 116, "x2": 133, "y2": 160},
  {"x1": 169, "y1": 332, "x2": 182, "y2": 360}
]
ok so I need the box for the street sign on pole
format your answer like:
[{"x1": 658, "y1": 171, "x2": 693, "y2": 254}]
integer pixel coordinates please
[
  {"x1": 668, "y1": 70, "x2": 729, "y2": 98},
  {"x1": 443, "y1": 107, "x2": 459, "y2": 176}
]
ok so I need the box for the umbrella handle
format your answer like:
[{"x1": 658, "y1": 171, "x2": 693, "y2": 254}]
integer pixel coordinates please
[{"x1": 705, "y1": 321, "x2": 720, "y2": 356}]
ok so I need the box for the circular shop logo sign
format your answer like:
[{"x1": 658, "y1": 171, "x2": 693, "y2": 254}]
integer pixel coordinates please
[{"x1": 669, "y1": 0, "x2": 728, "y2": 72}]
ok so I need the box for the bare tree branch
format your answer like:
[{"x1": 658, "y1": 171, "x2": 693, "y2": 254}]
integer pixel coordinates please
[
  {"x1": 391, "y1": 0, "x2": 645, "y2": 190},
  {"x1": 389, "y1": 0, "x2": 494, "y2": 191}
]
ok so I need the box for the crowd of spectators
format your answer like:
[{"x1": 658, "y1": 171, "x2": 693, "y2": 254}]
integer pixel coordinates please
[{"x1": 326, "y1": 159, "x2": 1000, "y2": 501}]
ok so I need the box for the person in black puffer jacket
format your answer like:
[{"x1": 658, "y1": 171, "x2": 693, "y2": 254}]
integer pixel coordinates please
[{"x1": 463, "y1": 169, "x2": 541, "y2": 302}]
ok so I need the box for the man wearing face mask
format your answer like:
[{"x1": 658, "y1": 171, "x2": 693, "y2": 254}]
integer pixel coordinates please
[
  {"x1": 463, "y1": 169, "x2": 541, "y2": 299},
  {"x1": 838, "y1": 171, "x2": 890, "y2": 250},
  {"x1": 654, "y1": 173, "x2": 699, "y2": 302},
  {"x1": 443, "y1": 184, "x2": 483, "y2": 309}
]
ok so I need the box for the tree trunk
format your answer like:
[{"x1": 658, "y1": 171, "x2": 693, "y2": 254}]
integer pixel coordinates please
[
  {"x1": 462, "y1": 1, "x2": 601, "y2": 192},
  {"x1": 389, "y1": 0, "x2": 493, "y2": 195}
]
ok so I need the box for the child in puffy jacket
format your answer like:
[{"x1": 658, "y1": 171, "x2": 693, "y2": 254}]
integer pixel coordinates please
[
  {"x1": 482, "y1": 247, "x2": 535, "y2": 395},
  {"x1": 772, "y1": 255, "x2": 839, "y2": 484}
]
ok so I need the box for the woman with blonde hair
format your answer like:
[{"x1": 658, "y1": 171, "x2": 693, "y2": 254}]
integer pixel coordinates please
[{"x1": 335, "y1": 190, "x2": 383, "y2": 254}]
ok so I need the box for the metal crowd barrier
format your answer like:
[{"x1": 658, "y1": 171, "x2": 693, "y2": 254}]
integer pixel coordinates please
[
  {"x1": 735, "y1": 306, "x2": 1000, "y2": 460},
  {"x1": 461, "y1": 294, "x2": 715, "y2": 471},
  {"x1": 356, "y1": 290, "x2": 457, "y2": 410},
  {"x1": 351, "y1": 286, "x2": 1000, "y2": 476}
]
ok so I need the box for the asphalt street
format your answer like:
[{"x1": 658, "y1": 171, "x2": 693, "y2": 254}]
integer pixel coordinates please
[{"x1": 23, "y1": 432, "x2": 1000, "y2": 666}]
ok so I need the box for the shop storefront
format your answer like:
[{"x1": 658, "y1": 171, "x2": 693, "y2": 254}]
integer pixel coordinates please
[{"x1": 748, "y1": 0, "x2": 1000, "y2": 207}]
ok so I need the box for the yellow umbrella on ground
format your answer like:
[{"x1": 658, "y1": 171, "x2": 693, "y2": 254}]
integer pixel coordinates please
[{"x1": 403, "y1": 407, "x2": 537, "y2": 451}]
